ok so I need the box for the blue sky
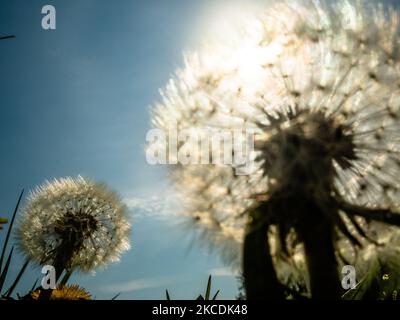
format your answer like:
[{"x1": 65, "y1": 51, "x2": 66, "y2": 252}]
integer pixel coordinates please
[{"x1": 0, "y1": 0, "x2": 261, "y2": 299}]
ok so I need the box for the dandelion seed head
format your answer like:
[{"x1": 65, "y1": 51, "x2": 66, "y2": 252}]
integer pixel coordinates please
[
  {"x1": 152, "y1": 0, "x2": 400, "y2": 266},
  {"x1": 16, "y1": 176, "x2": 131, "y2": 272}
]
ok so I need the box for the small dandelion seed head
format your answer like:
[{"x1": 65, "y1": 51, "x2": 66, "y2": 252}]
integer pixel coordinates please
[
  {"x1": 16, "y1": 176, "x2": 131, "y2": 272},
  {"x1": 152, "y1": 0, "x2": 400, "y2": 266}
]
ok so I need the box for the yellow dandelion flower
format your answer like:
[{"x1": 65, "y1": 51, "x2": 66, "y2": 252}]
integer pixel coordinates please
[
  {"x1": 31, "y1": 285, "x2": 92, "y2": 300},
  {"x1": 0, "y1": 217, "x2": 7, "y2": 230}
]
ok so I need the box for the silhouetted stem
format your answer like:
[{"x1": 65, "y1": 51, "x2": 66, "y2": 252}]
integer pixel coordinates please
[
  {"x1": 38, "y1": 239, "x2": 76, "y2": 300},
  {"x1": 298, "y1": 201, "x2": 341, "y2": 299},
  {"x1": 243, "y1": 219, "x2": 284, "y2": 300}
]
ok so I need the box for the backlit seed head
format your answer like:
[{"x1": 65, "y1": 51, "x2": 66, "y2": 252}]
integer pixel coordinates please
[
  {"x1": 16, "y1": 176, "x2": 131, "y2": 272},
  {"x1": 151, "y1": 0, "x2": 400, "y2": 267}
]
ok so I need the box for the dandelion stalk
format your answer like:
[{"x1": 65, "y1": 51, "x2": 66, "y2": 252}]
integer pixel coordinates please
[
  {"x1": 243, "y1": 215, "x2": 283, "y2": 299},
  {"x1": 38, "y1": 242, "x2": 76, "y2": 300},
  {"x1": 296, "y1": 199, "x2": 341, "y2": 299}
]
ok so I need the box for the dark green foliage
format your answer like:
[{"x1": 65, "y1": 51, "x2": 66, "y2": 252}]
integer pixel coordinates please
[
  {"x1": 0, "y1": 190, "x2": 23, "y2": 270},
  {"x1": 343, "y1": 252, "x2": 400, "y2": 300},
  {"x1": 0, "y1": 191, "x2": 29, "y2": 299}
]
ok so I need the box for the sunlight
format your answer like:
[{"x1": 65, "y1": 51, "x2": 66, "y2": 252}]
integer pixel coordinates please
[{"x1": 186, "y1": 1, "x2": 287, "y2": 99}]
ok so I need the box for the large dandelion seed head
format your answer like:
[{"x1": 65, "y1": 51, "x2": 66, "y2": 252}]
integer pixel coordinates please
[
  {"x1": 152, "y1": 0, "x2": 400, "y2": 269},
  {"x1": 17, "y1": 176, "x2": 131, "y2": 272}
]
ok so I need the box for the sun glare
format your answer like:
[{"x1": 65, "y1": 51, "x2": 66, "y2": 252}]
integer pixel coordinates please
[{"x1": 187, "y1": 2, "x2": 286, "y2": 100}]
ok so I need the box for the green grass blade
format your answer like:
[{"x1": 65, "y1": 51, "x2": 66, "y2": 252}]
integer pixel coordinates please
[
  {"x1": 342, "y1": 260, "x2": 379, "y2": 300},
  {"x1": 0, "y1": 35, "x2": 16, "y2": 40},
  {"x1": 205, "y1": 275, "x2": 212, "y2": 300},
  {"x1": 111, "y1": 293, "x2": 121, "y2": 300},
  {"x1": 59, "y1": 269, "x2": 73, "y2": 286},
  {"x1": 30, "y1": 278, "x2": 39, "y2": 292},
  {"x1": 0, "y1": 190, "x2": 24, "y2": 272},
  {"x1": 4, "y1": 259, "x2": 29, "y2": 297},
  {"x1": 0, "y1": 246, "x2": 14, "y2": 293},
  {"x1": 166, "y1": 289, "x2": 171, "y2": 300},
  {"x1": 212, "y1": 290, "x2": 220, "y2": 300}
]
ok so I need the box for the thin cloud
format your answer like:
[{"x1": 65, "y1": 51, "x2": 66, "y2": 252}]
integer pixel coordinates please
[
  {"x1": 100, "y1": 274, "x2": 186, "y2": 293},
  {"x1": 123, "y1": 191, "x2": 184, "y2": 221},
  {"x1": 208, "y1": 267, "x2": 238, "y2": 277}
]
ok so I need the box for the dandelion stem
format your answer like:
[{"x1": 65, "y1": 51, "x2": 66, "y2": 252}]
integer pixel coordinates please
[
  {"x1": 243, "y1": 217, "x2": 284, "y2": 300},
  {"x1": 38, "y1": 241, "x2": 75, "y2": 300},
  {"x1": 298, "y1": 201, "x2": 341, "y2": 299}
]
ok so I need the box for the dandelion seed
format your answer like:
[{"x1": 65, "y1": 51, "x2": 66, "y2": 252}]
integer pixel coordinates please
[
  {"x1": 151, "y1": 0, "x2": 400, "y2": 298},
  {"x1": 16, "y1": 176, "x2": 131, "y2": 275}
]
